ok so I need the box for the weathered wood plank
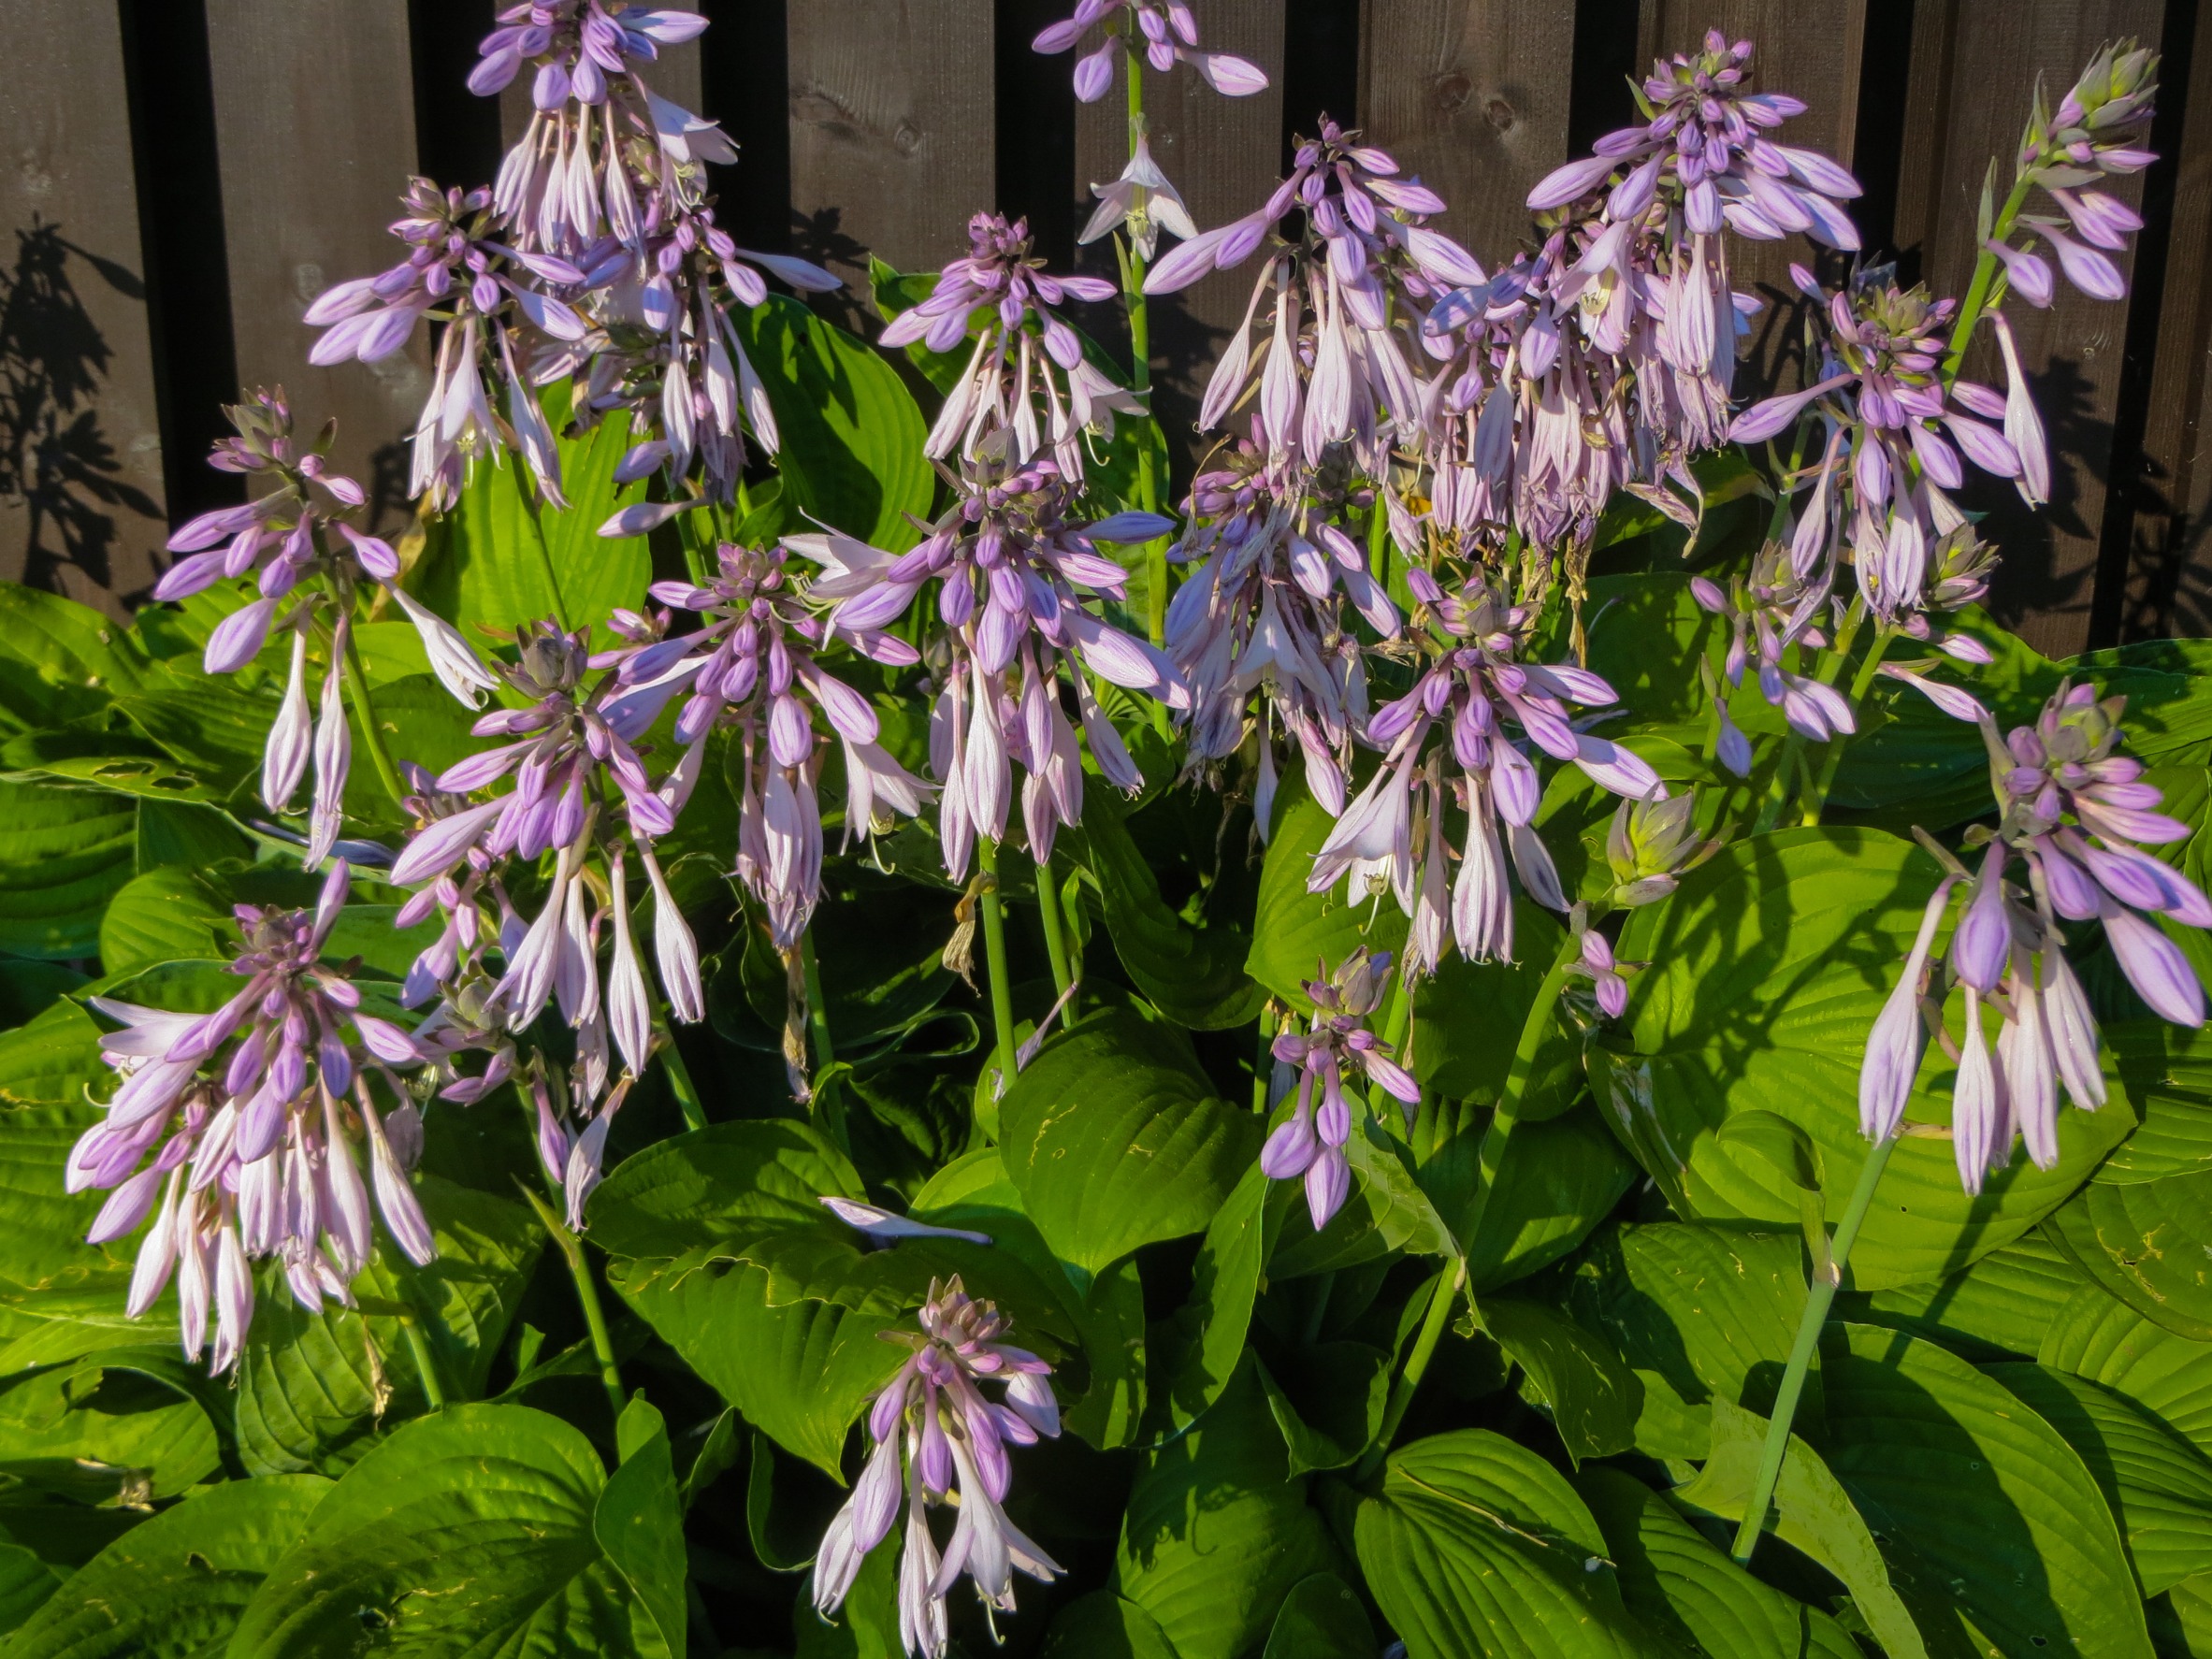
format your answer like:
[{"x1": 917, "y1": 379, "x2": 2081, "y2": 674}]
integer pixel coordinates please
[
  {"x1": 0, "y1": 0, "x2": 168, "y2": 609},
  {"x1": 1072, "y1": 1, "x2": 1286, "y2": 458},
  {"x1": 1356, "y1": 0, "x2": 1577, "y2": 269},
  {"x1": 2115, "y1": 6, "x2": 2212, "y2": 641},
  {"x1": 785, "y1": 0, "x2": 997, "y2": 284},
  {"x1": 205, "y1": 0, "x2": 427, "y2": 532},
  {"x1": 1888, "y1": 0, "x2": 2164, "y2": 657}
]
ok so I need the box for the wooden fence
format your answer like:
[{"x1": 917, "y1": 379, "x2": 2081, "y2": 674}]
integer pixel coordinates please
[{"x1": 3, "y1": 0, "x2": 2207, "y2": 657}]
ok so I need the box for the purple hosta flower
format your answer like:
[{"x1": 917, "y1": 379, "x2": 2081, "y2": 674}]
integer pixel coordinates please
[
  {"x1": 878, "y1": 214, "x2": 1136, "y2": 486},
  {"x1": 1983, "y1": 41, "x2": 2157, "y2": 308},
  {"x1": 1079, "y1": 136, "x2": 1196, "y2": 265},
  {"x1": 1527, "y1": 33, "x2": 1861, "y2": 247},
  {"x1": 1166, "y1": 440, "x2": 1392, "y2": 832},
  {"x1": 813, "y1": 1277, "x2": 1062, "y2": 1657},
  {"x1": 1031, "y1": 1, "x2": 1267, "y2": 103},
  {"x1": 1149, "y1": 119, "x2": 1479, "y2": 472},
  {"x1": 1689, "y1": 541, "x2": 1855, "y2": 750},
  {"x1": 825, "y1": 453, "x2": 1178, "y2": 878},
  {"x1": 1311, "y1": 568, "x2": 1660, "y2": 969},
  {"x1": 1730, "y1": 270, "x2": 2027, "y2": 620},
  {"x1": 1859, "y1": 679, "x2": 2208, "y2": 1191},
  {"x1": 1565, "y1": 915, "x2": 1635, "y2": 1018},
  {"x1": 306, "y1": 179, "x2": 591, "y2": 511},
  {"x1": 1258, "y1": 950, "x2": 1421, "y2": 1231},
  {"x1": 473, "y1": 3, "x2": 733, "y2": 254},
  {"x1": 627, "y1": 541, "x2": 932, "y2": 947},
  {"x1": 384, "y1": 622, "x2": 703, "y2": 1058},
  {"x1": 67, "y1": 863, "x2": 433, "y2": 1373}
]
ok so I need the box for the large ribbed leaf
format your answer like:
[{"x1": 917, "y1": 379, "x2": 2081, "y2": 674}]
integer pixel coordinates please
[
  {"x1": 1985, "y1": 1363, "x2": 2212, "y2": 1596},
  {"x1": 1078, "y1": 788, "x2": 1265, "y2": 1030},
  {"x1": 230, "y1": 1405, "x2": 664, "y2": 1656},
  {"x1": 0, "y1": 781, "x2": 135, "y2": 960},
  {"x1": 1838, "y1": 1233, "x2": 2090, "y2": 1363},
  {"x1": 1353, "y1": 1428, "x2": 1667, "y2": 1659},
  {"x1": 2100, "y1": 1022, "x2": 2212, "y2": 1184},
  {"x1": 1820, "y1": 1323, "x2": 2151, "y2": 1658},
  {"x1": 998, "y1": 1010, "x2": 1260, "y2": 1274},
  {"x1": 1607, "y1": 829, "x2": 2134, "y2": 1289},
  {"x1": 2040, "y1": 1289, "x2": 2212, "y2": 1464},
  {"x1": 4, "y1": 1475, "x2": 327, "y2": 1659},
  {"x1": 1246, "y1": 785, "x2": 1408, "y2": 1011},
  {"x1": 2046, "y1": 1172, "x2": 2212, "y2": 1340},
  {"x1": 1573, "y1": 1464, "x2": 1861, "y2": 1659},
  {"x1": 1477, "y1": 1295, "x2": 1640, "y2": 1464}
]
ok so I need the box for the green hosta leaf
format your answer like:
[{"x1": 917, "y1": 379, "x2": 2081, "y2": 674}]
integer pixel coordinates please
[
  {"x1": 2040, "y1": 1290, "x2": 2212, "y2": 1464},
  {"x1": 1820, "y1": 1322, "x2": 2151, "y2": 1658},
  {"x1": 1671, "y1": 1396, "x2": 1928, "y2": 1659},
  {"x1": 1985, "y1": 1362, "x2": 2212, "y2": 1596},
  {"x1": 230, "y1": 1403, "x2": 667, "y2": 1657},
  {"x1": 1477, "y1": 1295, "x2": 1641, "y2": 1463},
  {"x1": 586, "y1": 1118, "x2": 865, "y2": 1258},
  {"x1": 998, "y1": 1009, "x2": 1262, "y2": 1274},
  {"x1": 1254, "y1": 1340, "x2": 1391, "y2": 1475},
  {"x1": 1264, "y1": 1572, "x2": 1378, "y2": 1658},
  {"x1": 2151, "y1": 1572, "x2": 2212, "y2": 1656},
  {"x1": 1078, "y1": 788, "x2": 1265, "y2": 1030},
  {"x1": 1411, "y1": 901, "x2": 1573, "y2": 1109},
  {"x1": 0, "y1": 1539, "x2": 61, "y2": 1638},
  {"x1": 1246, "y1": 784, "x2": 1409, "y2": 1011},
  {"x1": 1353, "y1": 1427, "x2": 1666, "y2": 1659},
  {"x1": 236, "y1": 1176, "x2": 543, "y2": 1476},
  {"x1": 132, "y1": 797, "x2": 252, "y2": 872},
  {"x1": 0, "y1": 995, "x2": 107, "y2": 1109},
  {"x1": 411, "y1": 404, "x2": 650, "y2": 643},
  {"x1": 596, "y1": 1396, "x2": 687, "y2": 1656},
  {"x1": 0, "y1": 1353, "x2": 220, "y2": 1505},
  {"x1": 1608, "y1": 828, "x2": 2134, "y2": 1289},
  {"x1": 1572, "y1": 1464, "x2": 1862, "y2": 1659},
  {"x1": 1567, "y1": 1223, "x2": 1808, "y2": 1450},
  {"x1": 2101, "y1": 1022, "x2": 2212, "y2": 1184},
  {"x1": 0, "y1": 781, "x2": 136, "y2": 960},
  {"x1": 1113, "y1": 1363, "x2": 1339, "y2": 1659},
  {"x1": 0, "y1": 1098, "x2": 141, "y2": 1305},
  {"x1": 3, "y1": 1474, "x2": 328, "y2": 1659},
  {"x1": 1152, "y1": 1165, "x2": 1278, "y2": 1432},
  {"x1": 1040, "y1": 1591, "x2": 1179, "y2": 1659},
  {"x1": 1460, "y1": 1110, "x2": 1637, "y2": 1291},
  {"x1": 728, "y1": 295, "x2": 933, "y2": 552},
  {"x1": 1838, "y1": 1233, "x2": 2090, "y2": 1363},
  {"x1": 113, "y1": 677, "x2": 274, "y2": 801},
  {"x1": 96, "y1": 863, "x2": 235, "y2": 974},
  {"x1": 2046, "y1": 1172, "x2": 2212, "y2": 1341},
  {"x1": 0, "y1": 583, "x2": 148, "y2": 708}
]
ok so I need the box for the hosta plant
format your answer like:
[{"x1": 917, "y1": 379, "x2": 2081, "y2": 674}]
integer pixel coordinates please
[{"x1": 3, "y1": 13, "x2": 2211, "y2": 1659}]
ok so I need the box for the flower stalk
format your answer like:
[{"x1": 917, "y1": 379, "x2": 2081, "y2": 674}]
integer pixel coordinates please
[
  {"x1": 340, "y1": 621, "x2": 410, "y2": 811},
  {"x1": 976, "y1": 837, "x2": 1020, "y2": 1093},
  {"x1": 524, "y1": 1183, "x2": 627, "y2": 1421}
]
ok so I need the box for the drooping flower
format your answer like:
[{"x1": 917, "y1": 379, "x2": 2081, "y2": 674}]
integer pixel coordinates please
[
  {"x1": 1859, "y1": 676, "x2": 2209, "y2": 1190},
  {"x1": 1258, "y1": 949, "x2": 1421, "y2": 1230},
  {"x1": 813, "y1": 1278, "x2": 1062, "y2": 1657},
  {"x1": 1030, "y1": 2, "x2": 1267, "y2": 104},
  {"x1": 1079, "y1": 136, "x2": 1196, "y2": 265},
  {"x1": 626, "y1": 540, "x2": 933, "y2": 946},
  {"x1": 878, "y1": 214, "x2": 1137, "y2": 486},
  {"x1": 67, "y1": 863, "x2": 433, "y2": 1373},
  {"x1": 823, "y1": 450, "x2": 1178, "y2": 877}
]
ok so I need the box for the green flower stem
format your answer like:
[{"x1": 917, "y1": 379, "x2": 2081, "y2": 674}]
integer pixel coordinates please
[
  {"x1": 656, "y1": 1020, "x2": 707, "y2": 1132},
  {"x1": 1251, "y1": 1003, "x2": 1279, "y2": 1113},
  {"x1": 1943, "y1": 174, "x2": 2036, "y2": 383},
  {"x1": 1034, "y1": 845, "x2": 1075, "y2": 1016},
  {"x1": 1732, "y1": 1129, "x2": 1901, "y2": 1565},
  {"x1": 524, "y1": 1186, "x2": 628, "y2": 1421},
  {"x1": 340, "y1": 623, "x2": 410, "y2": 810},
  {"x1": 1354, "y1": 1258, "x2": 1467, "y2": 1482},
  {"x1": 976, "y1": 837, "x2": 1019, "y2": 1093},
  {"x1": 1800, "y1": 625, "x2": 1896, "y2": 827},
  {"x1": 399, "y1": 1315, "x2": 447, "y2": 1409},
  {"x1": 1117, "y1": 34, "x2": 1168, "y2": 645},
  {"x1": 798, "y1": 930, "x2": 848, "y2": 1151}
]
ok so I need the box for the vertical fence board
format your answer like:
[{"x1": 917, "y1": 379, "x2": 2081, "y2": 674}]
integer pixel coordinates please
[
  {"x1": 205, "y1": 0, "x2": 426, "y2": 530},
  {"x1": 1356, "y1": 0, "x2": 1576, "y2": 269},
  {"x1": 0, "y1": 0, "x2": 168, "y2": 607},
  {"x1": 2118, "y1": 13, "x2": 2212, "y2": 639},
  {"x1": 785, "y1": 1, "x2": 997, "y2": 288},
  {"x1": 1073, "y1": 2, "x2": 1287, "y2": 457},
  {"x1": 1891, "y1": 0, "x2": 2164, "y2": 657}
]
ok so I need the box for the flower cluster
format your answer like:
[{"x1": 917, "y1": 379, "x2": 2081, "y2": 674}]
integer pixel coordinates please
[
  {"x1": 629, "y1": 539, "x2": 932, "y2": 945},
  {"x1": 69, "y1": 865, "x2": 432, "y2": 1372},
  {"x1": 813, "y1": 1277, "x2": 1062, "y2": 1656},
  {"x1": 1862, "y1": 679, "x2": 2208, "y2": 1190},
  {"x1": 1030, "y1": 1, "x2": 1266, "y2": 104},
  {"x1": 827, "y1": 453, "x2": 1175, "y2": 873},
  {"x1": 1259, "y1": 950, "x2": 1421, "y2": 1229},
  {"x1": 879, "y1": 214, "x2": 1137, "y2": 486}
]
